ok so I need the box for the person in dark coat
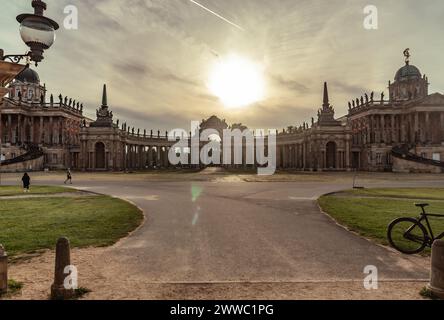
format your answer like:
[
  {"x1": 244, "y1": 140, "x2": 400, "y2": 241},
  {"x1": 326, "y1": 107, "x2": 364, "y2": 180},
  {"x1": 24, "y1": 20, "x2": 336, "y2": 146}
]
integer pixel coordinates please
[
  {"x1": 64, "y1": 169, "x2": 72, "y2": 185},
  {"x1": 22, "y1": 172, "x2": 31, "y2": 193}
]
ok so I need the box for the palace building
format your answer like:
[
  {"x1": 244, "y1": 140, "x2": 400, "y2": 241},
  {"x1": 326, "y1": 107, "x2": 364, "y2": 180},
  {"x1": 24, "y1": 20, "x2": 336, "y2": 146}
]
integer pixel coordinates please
[{"x1": 1, "y1": 52, "x2": 444, "y2": 173}]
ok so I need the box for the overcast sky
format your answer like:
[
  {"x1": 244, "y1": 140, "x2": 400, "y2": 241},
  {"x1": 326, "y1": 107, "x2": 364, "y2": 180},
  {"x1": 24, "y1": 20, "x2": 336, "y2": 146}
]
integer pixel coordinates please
[{"x1": 2, "y1": 0, "x2": 444, "y2": 131}]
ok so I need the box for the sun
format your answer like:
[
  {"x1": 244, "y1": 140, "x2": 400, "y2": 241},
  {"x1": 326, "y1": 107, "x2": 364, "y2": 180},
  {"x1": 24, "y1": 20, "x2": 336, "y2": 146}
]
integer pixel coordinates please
[{"x1": 208, "y1": 55, "x2": 265, "y2": 109}]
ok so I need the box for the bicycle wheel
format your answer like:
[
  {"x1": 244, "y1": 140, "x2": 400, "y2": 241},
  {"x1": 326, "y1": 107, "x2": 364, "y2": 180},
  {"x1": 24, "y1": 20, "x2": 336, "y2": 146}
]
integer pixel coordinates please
[{"x1": 387, "y1": 217, "x2": 428, "y2": 254}]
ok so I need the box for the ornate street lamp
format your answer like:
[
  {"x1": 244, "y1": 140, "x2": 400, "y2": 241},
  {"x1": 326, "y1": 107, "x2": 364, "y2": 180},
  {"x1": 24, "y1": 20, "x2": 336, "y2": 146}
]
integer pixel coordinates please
[
  {"x1": 1, "y1": 0, "x2": 59, "y2": 66},
  {"x1": 0, "y1": 1, "x2": 59, "y2": 183}
]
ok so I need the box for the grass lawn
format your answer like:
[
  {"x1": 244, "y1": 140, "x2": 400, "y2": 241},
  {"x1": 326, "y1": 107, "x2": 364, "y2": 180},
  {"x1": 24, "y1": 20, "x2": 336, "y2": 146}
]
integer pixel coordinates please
[
  {"x1": 319, "y1": 188, "x2": 444, "y2": 250},
  {"x1": 0, "y1": 185, "x2": 78, "y2": 197},
  {"x1": 0, "y1": 195, "x2": 143, "y2": 257},
  {"x1": 342, "y1": 188, "x2": 444, "y2": 201}
]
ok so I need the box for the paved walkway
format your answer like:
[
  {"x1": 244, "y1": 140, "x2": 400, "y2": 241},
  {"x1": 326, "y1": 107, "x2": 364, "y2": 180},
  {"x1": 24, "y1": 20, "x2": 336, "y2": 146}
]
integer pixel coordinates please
[{"x1": 3, "y1": 171, "x2": 442, "y2": 299}]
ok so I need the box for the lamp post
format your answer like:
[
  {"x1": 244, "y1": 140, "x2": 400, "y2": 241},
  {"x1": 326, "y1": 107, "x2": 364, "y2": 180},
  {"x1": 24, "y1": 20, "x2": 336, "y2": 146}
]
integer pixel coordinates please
[{"x1": 0, "y1": 0, "x2": 59, "y2": 184}]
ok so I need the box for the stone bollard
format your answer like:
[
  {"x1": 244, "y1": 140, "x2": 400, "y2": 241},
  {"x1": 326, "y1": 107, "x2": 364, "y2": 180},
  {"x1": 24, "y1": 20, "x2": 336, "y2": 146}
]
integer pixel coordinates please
[
  {"x1": 51, "y1": 237, "x2": 75, "y2": 300},
  {"x1": 428, "y1": 240, "x2": 444, "y2": 299},
  {"x1": 0, "y1": 245, "x2": 7, "y2": 294}
]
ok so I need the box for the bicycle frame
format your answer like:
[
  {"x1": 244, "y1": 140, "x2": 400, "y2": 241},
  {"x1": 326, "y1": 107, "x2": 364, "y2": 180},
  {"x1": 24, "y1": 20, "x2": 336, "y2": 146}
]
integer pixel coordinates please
[{"x1": 415, "y1": 207, "x2": 444, "y2": 245}]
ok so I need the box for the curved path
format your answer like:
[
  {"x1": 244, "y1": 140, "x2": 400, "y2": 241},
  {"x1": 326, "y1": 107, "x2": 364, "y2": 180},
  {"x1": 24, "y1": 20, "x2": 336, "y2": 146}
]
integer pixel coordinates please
[{"x1": 4, "y1": 171, "x2": 442, "y2": 298}]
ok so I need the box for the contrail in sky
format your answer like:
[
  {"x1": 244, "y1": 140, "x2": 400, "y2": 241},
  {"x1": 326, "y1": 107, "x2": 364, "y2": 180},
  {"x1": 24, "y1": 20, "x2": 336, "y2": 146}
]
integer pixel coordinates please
[{"x1": 188, "y1": 0, "x2": 244, "y2": 31}]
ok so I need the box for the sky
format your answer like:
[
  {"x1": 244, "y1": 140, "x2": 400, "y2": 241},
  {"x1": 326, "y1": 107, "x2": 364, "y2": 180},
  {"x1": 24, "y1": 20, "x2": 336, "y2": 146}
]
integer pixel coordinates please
[{"x1": 2, "y1": 0, "x2": 444, "y2": 131}]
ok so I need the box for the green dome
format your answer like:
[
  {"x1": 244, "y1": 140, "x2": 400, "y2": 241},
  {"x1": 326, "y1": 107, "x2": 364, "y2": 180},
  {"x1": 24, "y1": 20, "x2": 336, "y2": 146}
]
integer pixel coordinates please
[
  {"x1": 15, "y1": 68, "x2": 40, "y2": 84},
  {"x1": 395, "y1": 64, "x2": 421, "y2": 81}
]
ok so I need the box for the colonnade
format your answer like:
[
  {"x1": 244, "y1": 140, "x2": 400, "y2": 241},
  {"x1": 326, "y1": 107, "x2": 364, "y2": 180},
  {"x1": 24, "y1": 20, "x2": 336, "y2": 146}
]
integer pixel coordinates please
[
  {"x1": 351, "y1": 112, "x2": 444, "y2": 146},
  {"x1": 0, "y1": 114, "x2": 80, "y2": 146}
]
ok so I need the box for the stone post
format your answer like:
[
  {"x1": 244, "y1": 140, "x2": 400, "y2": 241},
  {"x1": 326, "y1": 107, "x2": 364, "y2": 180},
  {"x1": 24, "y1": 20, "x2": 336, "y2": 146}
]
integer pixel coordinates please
[
  {"x1": 0, "y1": 245, "x2": 8, "y2": 294},
  {"x1": 428, "y1": 240, "x2": 444, "y2": 299},
  {"x1": 51, "y1": 237, "x2": 75, "y2": 300}
]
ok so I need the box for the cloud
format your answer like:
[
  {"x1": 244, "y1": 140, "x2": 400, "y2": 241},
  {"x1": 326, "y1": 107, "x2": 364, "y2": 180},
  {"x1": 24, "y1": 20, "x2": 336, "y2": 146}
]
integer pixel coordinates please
[
  {"x1": 270, "y1": 73, "x2": 310, "y2": 94},
  {"x1": 2, "y1": 0, "x2": 444, "y2": 131}
]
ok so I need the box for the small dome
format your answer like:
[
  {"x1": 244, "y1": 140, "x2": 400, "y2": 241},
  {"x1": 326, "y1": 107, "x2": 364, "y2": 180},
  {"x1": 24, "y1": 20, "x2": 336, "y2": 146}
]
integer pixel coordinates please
[
  {"x1": 395, "y1": 64, "x2": 421, "y2": 81},
  {"x1": 15, "y1": 68, "x2": 40, "y2": 84}
]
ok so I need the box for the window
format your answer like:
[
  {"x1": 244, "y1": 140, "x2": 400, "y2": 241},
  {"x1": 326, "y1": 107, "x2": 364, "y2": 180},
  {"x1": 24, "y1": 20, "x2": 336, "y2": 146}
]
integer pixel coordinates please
[
  {"x1": 376, "y1": 153, "x2": 383, "y2": 165},
  {"x1": 386, "y1": 153, "x2": 392, "y2": 165},
  {"x1": 28, "y1": 89, "x2": 34, "y2": 99},
  {"x1": 433, "y1": 153, "x2": 441, "y2": 161}
]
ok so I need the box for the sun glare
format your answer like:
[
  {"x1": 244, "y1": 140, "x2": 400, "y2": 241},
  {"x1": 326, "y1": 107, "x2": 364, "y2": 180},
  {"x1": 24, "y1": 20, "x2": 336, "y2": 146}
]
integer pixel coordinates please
[{"x1": 208, "y1": 55, "x2": 265, "y2": 109}]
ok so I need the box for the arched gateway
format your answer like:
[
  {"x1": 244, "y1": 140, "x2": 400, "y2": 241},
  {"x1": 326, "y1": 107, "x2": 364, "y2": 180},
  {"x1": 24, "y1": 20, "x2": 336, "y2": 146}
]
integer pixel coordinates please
[
  {"x1": 326, "y1": 141, "x2": 337, "y2": 169},
  {"x1": 95, "y1": 142, "x2": 106, "y2": 169}
]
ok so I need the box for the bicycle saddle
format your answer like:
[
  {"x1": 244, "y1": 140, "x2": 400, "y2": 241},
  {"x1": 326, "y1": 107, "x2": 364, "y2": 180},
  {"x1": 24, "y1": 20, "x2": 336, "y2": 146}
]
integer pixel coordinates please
[{"x1": 415, "y1": 203, "x2": 429, "y2": 208}]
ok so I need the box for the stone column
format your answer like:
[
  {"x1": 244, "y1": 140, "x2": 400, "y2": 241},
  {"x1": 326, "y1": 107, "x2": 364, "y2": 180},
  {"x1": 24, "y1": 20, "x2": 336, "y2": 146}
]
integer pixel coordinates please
[
  {"x1": 282, "y1": 145, "x2": 287, "y2": 168},
  {"x1": 302, "y1": 143, "x2": 306, "y2": 169},
  {"x1": 400, "y1": 115, "x2": 406, "y2": 143},
  {"x1": 381, "y1": 115, "x2": 386, "y2": 143},
  {"x1": 370, "y1": 115, "x2": 375, "y2": 143},
  {"x1": 425, "y1": 112, "x2": 430, "y2": 143},
  {"x1": 408, "y1": 113, "x2": 413, "y2": 143},
  {"x1": 39, "y1": 117, "x2": 44, "y2": 144},
  {"x1": 30, "y1": 116, "x2": 34, "y2": 143},
  {"x1": 157, "y1": 146, "x2": 162, "y2": 167},
  {"x1": 335, "y1": 149, "x2": 340, "y2": 170},
  {"x1": 164, "y1": 147, "x2": 170, "y2": 167},
  {"x1": 140, "y1": 146, "x2": 144, "y2": 169},
  {"x1": 49, "y1": 116, "x2": 54, "y2": 144},
  {"x1": 414, "y1": 112, "x2": 419, "y2": 142},
  {"x1": 17, "y1": 114, "x2": 22, "y2": 144},
  {"x1": 122, "y1": 143, "x2": 127, "y2": 171},
  {"x1": 7, "y1": 114, "x2": 12, "y2": 144},
  {"x1": 345, "y1": 138, "x2": 351, "y2": 170},
  {"x1": 60, "y1": 118, "x2": 65, "y2": 145},
  {"x1": 294, "y1": 145, "x2": 298, "y2": 168},
  {"x1": 391, "y1": 115, "x2": 396, "y2": 143},
  {"x1": 441, "y1": 113, "x2": 444, "y2": 142},
  {"x1": 275, "y1": 146, "x2": 280, "y2": 169},
  {"x1": 147, "y1": 146, "x2": 152, "y2": 168},
  {"x1": 128, "y1": 145, "x2": 132, "y2": 169},
  {"x1": 22, "y1": 116, "x2": 27, "y2": 143}
]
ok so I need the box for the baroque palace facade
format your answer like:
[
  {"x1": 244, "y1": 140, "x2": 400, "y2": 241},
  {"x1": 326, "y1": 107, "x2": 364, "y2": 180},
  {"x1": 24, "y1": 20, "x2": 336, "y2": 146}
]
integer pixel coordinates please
[{"x1": 1, "y1": 53, "x2": 444, "y2": 173}]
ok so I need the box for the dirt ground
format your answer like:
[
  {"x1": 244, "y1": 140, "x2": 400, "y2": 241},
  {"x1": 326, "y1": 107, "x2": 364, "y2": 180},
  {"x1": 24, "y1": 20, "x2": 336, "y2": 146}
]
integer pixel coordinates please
[{"x1": 5, "y1": 247, "x2": 429, "y2": 300}]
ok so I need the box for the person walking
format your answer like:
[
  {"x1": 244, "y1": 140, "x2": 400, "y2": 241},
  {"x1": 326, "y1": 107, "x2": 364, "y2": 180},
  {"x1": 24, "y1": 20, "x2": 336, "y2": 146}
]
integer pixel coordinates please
[
  {"x1": 64, "y1": 168, "x2": 72, "y2": 184},
  {"x1": 22, "y1": 172, "x2": 31, "y2": 193}
]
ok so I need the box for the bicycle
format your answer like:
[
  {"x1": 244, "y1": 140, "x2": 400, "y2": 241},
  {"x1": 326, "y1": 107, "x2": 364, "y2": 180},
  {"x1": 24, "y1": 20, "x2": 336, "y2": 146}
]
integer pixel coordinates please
[{"x1": 387, "y1": 203, "x2": 444, "y2": 254}]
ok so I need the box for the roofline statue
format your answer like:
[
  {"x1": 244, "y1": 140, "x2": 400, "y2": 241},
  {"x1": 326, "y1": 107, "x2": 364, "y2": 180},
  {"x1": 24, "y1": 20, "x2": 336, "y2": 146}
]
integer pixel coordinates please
[{"x1": 403, "y1": 48, "x2": 410, "y2": 65}]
